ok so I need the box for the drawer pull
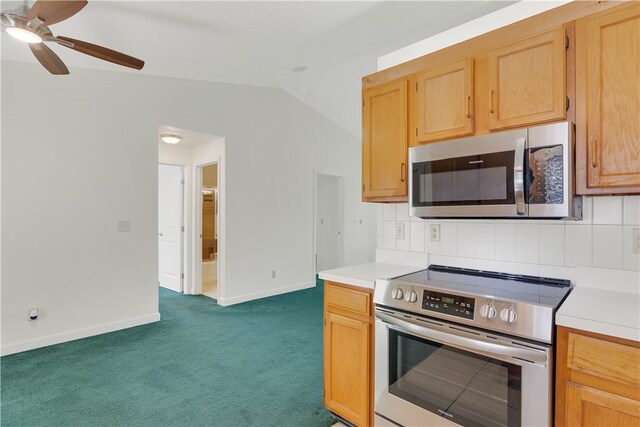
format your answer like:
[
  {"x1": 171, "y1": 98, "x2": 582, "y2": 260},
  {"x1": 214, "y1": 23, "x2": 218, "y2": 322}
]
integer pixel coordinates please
[
  {"x1": 592, "y1": 140, "x2": 597, "y2": 168},
  {"x1": 466, "y1": 95, "x2": 472, "y2": 118}
]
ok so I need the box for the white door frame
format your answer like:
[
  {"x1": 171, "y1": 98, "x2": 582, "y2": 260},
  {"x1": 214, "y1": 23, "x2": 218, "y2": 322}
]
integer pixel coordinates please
[
  {"x1": 158, "y1": 163, "x2": 186, "y2": 292},
  {"x1": 312, "y1": 170, "x2": 344, "y2": 280},
  {"x1": 194, "y1": 161, "x2": 222, "y2": 298}
]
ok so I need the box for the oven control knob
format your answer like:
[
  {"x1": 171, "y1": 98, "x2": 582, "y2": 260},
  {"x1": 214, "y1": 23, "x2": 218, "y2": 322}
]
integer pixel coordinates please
[
  {"x1": 409, "y1": 291, "x2": 418, "y2": 303},
  {"x1": 391, "y1": 288, "x2": 398, "y2": 299},
  {"x1": 500, "y1": 307, "x2": 517, "y2": 324},
  {"x1": 395, "y1": 289, "x2": 404, "y2": 300},
  {"x1": 480, "y1": 304, "x2": 496, "y2": 319},
  {"x1": 404, "y1": 290, "x2": 418, "y2": 303}
]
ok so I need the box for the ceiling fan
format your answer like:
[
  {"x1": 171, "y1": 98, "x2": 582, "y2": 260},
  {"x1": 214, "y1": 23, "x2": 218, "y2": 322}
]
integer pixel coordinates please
[{"x1": 0, "y1": 0, "x2": 144, "y2": 75}]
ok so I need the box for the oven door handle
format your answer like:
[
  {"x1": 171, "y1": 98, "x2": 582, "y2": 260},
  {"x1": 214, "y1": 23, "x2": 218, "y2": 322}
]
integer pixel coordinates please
[{"x1": 376, "y1": 311, "x2": 547, "y2": 364}]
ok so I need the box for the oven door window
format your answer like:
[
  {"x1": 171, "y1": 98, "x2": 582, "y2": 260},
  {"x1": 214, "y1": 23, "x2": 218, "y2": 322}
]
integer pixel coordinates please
[
  {"x1": 412, "y1": 150, "x2": 515, "y2": 207},
  {"x1": 389, "y1": 330, "x2": 521, "y2": 427}
]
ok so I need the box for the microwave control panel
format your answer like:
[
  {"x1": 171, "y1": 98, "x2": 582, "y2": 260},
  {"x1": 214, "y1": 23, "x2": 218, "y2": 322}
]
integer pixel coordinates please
[{"x1": 422, "y1": 290, "x2": 475, "y2": 320}]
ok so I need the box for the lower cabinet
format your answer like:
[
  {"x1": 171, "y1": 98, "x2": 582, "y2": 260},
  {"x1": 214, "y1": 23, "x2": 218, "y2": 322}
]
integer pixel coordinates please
[
  {"x1": 555, "y1": 326, "x2": 640, "y2": 426},
  {"x1": 323, "y1": 281, "x2": 373, "y2": 427}
]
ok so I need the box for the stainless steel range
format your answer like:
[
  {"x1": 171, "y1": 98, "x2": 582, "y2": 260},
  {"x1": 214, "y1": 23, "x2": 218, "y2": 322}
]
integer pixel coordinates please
[{"x1": 373, "y1": 265, "x2": 572, "y2": 427}]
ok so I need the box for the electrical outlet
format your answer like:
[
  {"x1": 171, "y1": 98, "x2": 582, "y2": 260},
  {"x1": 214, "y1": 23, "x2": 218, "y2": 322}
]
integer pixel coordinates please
[
  {"x1": 396, "y1": 223, "x2": 405, "y2": 240},
  {"x1": 633, "y1": 228, "x2": 640, "y2": 255},
  {"x1": 117, "y1": 220, "x2": 131, "y2": 233},
  {"x1": 430, "y1": 224, "x2": 441, "y2": 242},
  {"x1": 272, "y1": 270, "x2": 276, "y2": 279}
]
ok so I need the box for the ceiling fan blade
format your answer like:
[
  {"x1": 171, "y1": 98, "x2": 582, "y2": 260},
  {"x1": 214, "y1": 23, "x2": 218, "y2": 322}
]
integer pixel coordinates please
[
  {"x1": 27, "y1": 1, "x2": 88, "y2": 25},
  {"x1": 29, "y1": 43, "x2": 69, "y2": 75},
  {"x1": 57, "y1": 36, "x2": 145, "y2": 70}
]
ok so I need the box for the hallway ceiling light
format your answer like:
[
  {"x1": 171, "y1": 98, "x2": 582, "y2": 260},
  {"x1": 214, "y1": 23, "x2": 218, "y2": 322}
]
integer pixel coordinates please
[{"x1": 160, "y1": 133, "x2": 182, "y2": 144}]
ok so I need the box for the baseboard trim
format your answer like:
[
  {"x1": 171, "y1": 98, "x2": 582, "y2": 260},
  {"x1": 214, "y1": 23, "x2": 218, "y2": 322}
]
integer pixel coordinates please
[
  {"x1": 0, "y1": 313, "x2": 161, "y2": 357},
  {"x1": 217, "y1": 281, "x2": 315, "y2": 306}
]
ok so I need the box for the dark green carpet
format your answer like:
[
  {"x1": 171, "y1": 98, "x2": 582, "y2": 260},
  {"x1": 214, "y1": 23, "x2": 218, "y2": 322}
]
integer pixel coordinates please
[{"x1": 1, "y1": 280, "x2": 332, "y2": 427}]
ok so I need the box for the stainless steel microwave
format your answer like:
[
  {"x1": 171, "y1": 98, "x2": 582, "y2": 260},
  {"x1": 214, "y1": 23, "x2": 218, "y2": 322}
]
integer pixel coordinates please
[{"x1": 409, "y1": 121, "x2": 582, "y2": 219}]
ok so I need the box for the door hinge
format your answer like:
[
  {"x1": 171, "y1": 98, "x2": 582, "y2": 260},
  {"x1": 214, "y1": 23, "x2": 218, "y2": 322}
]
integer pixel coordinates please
[
  {"x1": 565, "y1": 34, "x2": 569, "y2": 49},
  {"x1": 566, "y1": 96, "x2": 570, "y2": 111},
  {"x1": 181, "y1": 226, "x2": 185, "y2": 232},
  {"x1": 181, "y1": 273, "x2": 184, "y2": 279}
]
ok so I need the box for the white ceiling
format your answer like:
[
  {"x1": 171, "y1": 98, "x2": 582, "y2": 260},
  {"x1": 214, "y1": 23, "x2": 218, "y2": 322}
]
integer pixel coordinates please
[{"x1": 1, "y1": 1, "x2": 516, "y2": 136}]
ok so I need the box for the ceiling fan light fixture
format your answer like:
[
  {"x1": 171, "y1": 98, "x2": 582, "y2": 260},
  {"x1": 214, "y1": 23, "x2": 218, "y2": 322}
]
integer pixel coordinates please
[
  {"x1": 6, "y1": 27, "x2": 43, "y2": 43},
  {"x1": 160, "y1": 134, "x2": 182, "y2": 144}
]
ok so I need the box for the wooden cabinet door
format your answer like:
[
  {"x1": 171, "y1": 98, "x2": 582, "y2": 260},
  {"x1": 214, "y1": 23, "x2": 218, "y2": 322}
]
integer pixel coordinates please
[
  {"x1": 488, "y1": 28, "x2": 566, "y2": 131},
  {"x1": 565, "y1": 382, "x2": 640, "y2": 426},
  {"x1": 362, "y1": 79, "x2": 408, "y2": 201},
  {"x1": 576, "y1": 3, "x2": 640, "y2": 192},
  {"x1": 324, "y1": 311, "x2": 371, "y2": 427},
  {"x1": 414, "y1": 58, "x2": 474, "y2": 144}
]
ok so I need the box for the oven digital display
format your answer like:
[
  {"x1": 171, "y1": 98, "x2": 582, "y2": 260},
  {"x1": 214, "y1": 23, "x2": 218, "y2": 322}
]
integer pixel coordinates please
[{"x1": 421, "y1": 290, "x2": 474, "y2": 320}]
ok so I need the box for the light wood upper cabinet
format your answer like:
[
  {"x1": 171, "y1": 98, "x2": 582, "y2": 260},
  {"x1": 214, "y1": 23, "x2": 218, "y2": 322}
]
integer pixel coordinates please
[
  {"x1": 414, "y1": 58, "x2": 474, "y2": 144},
  {"x1": 324, "y1": 281, "x2": 373, "y2": 427},
  {"x1": 555, "y1": 326, "x2": 640, "y2": 427},
  {"x1": 576, "y1": 3, "x2": 640, "y2": 193},
  {"x1": 362, "y1": 79, "x2": 408, "y2": 202},
  {"x1": 487, "y1": 28, "x2": 566, "y2": 131}
]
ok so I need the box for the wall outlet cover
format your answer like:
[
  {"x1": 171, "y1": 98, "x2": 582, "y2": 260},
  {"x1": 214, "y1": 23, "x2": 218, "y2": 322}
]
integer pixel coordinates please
[
  {"x1": 430, "y1": 224, "x2": 441, "y2": 242},
  {"x1": 396, "y1": 223, "x2": 406, "y2": 240},
  {"x1": 117, "y1": 220, "x2": 132, "y2": 233}
]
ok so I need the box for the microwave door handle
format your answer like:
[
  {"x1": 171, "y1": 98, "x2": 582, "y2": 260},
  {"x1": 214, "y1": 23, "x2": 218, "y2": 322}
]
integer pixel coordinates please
[
  {"x1": 375, "y1": 311, "x2": 547, "y2": 364},
  {"x1": 514, "y1": 137, "x2": 526, "y2": 216}
]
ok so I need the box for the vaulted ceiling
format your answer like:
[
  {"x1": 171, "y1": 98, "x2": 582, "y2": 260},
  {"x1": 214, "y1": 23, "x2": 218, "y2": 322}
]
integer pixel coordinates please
[{"x1": 1, "y1": 1, "x2": 516, "y2": 137}]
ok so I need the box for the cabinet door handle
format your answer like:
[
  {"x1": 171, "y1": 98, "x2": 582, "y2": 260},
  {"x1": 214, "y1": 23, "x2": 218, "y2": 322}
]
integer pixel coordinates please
[
  {"x1": 489, "y1": 90, "x2": 495, "y2": 114},
  {"x1": 401, "y1": 163, "x2": 406, "y2": 182},
  {"x1": 466, "y1": 95, "x2": 472, "y2": 118},
  {"x1": 592, "y1": 139, "x2": 597, "y2": 168}
]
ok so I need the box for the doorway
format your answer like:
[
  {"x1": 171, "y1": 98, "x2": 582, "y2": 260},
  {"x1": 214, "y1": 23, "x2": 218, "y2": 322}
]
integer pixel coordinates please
[
  {"x1": 314, "y1": 172, "x2": 344, "y2": 273},
  {"x1": 158, "y1": 164, "x2": 184, "y2": 292},
  {"x1": 200, "y1": 163, "x2": 219, "y2": 299}
]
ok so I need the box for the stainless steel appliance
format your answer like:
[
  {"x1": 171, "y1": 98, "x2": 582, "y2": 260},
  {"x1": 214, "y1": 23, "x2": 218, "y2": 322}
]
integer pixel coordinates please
[
  {"x1": 374, "y1": 265, "x2": 572, "y2": 427},
  {"x1": 409, "y1": 121, "x2": 581, "y2": 219}
]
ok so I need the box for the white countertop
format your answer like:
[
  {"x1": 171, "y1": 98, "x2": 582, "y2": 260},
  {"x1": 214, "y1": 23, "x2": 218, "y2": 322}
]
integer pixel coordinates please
[
  {"x1": 556, "y1": 267, "x2": 640, "y2": 342},
  {"x1": 318, "y1": 262, "x2": 424, "y2": 289}
]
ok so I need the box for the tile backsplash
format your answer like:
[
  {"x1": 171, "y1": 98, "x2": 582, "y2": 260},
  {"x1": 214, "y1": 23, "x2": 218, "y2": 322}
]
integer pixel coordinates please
[{"x1": 376, "y1": 196, "x2": 640, "y2": 284}]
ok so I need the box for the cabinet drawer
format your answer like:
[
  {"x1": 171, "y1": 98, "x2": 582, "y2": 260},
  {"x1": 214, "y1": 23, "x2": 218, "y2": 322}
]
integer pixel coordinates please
[
  {"x1": 567, "y1": 332, "x2": 640, "y2": 389},
  {"x1": 325, "y1": 282, "x2": 371, "y2": 316}
]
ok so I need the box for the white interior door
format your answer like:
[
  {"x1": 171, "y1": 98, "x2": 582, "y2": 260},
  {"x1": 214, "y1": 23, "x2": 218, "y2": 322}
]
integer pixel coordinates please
[
  {"x1": 316, "y1": 174, "x2": 342, "y2": 272},
  {"x1": 158, "y1": 164, "x2": 183, "y2": 292}
]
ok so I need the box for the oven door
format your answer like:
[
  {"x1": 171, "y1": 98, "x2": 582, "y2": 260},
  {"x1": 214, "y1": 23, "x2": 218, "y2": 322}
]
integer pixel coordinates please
[
  {"x1": 409, "y1": 128, "x2": 527, "y2": 218},
  {"x1": 374, "y1": 310, "x2": 552, "y2": 427}
]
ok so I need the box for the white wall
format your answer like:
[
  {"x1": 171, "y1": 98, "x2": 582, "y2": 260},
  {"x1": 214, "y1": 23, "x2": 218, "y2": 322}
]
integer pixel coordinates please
[
  {"x1": 376, "y1": 197, "x2": 640, "y2": 288},
  {"x1": 1, "y1": 60, "x2": 375, "y2": 354}
]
